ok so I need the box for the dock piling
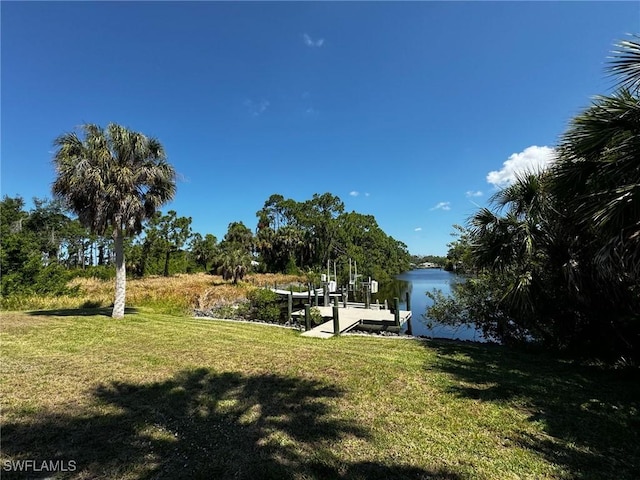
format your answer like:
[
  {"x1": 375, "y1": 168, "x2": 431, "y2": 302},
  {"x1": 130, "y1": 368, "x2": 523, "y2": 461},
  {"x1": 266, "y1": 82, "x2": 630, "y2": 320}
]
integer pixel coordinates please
[
  {"x1": 333, "y1": 304, "x2": 340, "y2": 335},
  {"x1": 288, "y1": 293, "x2": 293, "y2": 323},
  {"x1": 393, "y1": 297, "x2": 400, "y2": 327},
  {"x1": 364, "y1": 283, "x2": 370, "y2": 309},
  {"x1": 304, "y1": 304, "x2": 311, "y2": 331},
  {"x1": 323, "y1": 282, "x2": 329, "y2": 306}
]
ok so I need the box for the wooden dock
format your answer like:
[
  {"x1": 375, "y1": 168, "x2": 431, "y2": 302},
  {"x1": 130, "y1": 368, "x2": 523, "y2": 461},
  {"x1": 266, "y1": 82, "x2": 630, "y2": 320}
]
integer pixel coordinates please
[
  {"x1": 298, "y1": 306, "x2": 412, "y2": 339},
  {"x1": 270, "y1": 288, "x2": 345, "y2": 300}
]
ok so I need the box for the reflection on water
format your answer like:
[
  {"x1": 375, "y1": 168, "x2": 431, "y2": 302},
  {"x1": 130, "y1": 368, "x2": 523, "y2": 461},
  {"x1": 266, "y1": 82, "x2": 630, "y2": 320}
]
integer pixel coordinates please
[{"x1": 372, "y1": 269, "x2": 484, "y2": 342}]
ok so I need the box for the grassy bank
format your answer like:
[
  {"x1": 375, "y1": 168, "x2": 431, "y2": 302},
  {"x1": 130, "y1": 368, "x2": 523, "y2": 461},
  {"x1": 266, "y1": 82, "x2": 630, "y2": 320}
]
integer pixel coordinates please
[
  {"x1": 0, "y1": 273, "x2": 304, "y2": 314},
  {"x1": 1, "y1": 310, "x2": 638, "y2": 479}
]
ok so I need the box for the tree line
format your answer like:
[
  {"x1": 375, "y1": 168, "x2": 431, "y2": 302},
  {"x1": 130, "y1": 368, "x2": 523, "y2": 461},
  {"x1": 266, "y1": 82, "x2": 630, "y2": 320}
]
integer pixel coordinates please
[
  {"x1": 430, "y1": 37, "x2": 640, "y2": 362},
  {"x1": 1, "y1": 191, "x2": 410, "y2": 301}
]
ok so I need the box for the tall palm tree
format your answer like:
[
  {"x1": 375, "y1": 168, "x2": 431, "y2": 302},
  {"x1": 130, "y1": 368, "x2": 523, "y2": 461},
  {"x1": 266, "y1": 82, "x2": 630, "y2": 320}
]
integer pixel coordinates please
[
  {"x1": 551, "y1": 37, "x2": 640, "y2": 279},
  {"x1": 52, "y1": 123, "x2": 176, "y2": 318}
]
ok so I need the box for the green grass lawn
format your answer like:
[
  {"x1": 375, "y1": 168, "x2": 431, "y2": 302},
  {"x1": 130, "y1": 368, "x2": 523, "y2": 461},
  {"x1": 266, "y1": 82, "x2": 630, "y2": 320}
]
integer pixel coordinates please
[{"x1": 1, "y1": 310, "x2": 638, "y2": 479}]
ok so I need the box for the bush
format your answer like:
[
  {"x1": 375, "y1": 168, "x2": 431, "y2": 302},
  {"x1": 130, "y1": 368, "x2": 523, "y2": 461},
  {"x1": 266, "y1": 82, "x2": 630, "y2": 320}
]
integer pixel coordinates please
[
  {"x1": 245, "y1": 289, "x2": 282, "y2": 323},
  {"x1": 33, "y1": 264, "x2": 78, "y2": 296},
  {"x1": 310, "y1": 306, "x2": 323, "y2": 326},
  {"x1": 1, "y1": 261, "x2": 77, "y2": 297},
  {"x1": 71, "y1": 265, "x2": 115, "y2": 281}
]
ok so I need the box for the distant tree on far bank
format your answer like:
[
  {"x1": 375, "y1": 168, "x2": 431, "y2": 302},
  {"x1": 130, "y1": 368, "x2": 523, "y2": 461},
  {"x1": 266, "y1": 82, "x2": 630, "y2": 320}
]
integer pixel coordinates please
[
  {"x1": 409, "y1": 255, "x2": 447, "y2": 267},
  {"x1": 52, "y1": 123, "x2": 176, "y2": 318},
  {"x1": 255, "y1": 193, "x2": 410, "y2": 280}
]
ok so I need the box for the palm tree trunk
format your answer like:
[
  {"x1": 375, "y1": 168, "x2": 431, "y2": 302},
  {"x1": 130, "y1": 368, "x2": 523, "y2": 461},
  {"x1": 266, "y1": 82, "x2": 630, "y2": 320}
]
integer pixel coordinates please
[{"x1": 112, "y1": 230, "x2": 126, "y2": 318}]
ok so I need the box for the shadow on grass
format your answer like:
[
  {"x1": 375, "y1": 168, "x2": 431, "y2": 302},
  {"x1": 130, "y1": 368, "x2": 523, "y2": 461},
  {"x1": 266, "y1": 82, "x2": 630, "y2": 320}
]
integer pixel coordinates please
[
  {"x1": 27, "y1": 306, "x2": 139, "y2": 317},
  {"x1": 425, "y1": 339, "x2": 640, "y2": 480},
  {"x1": 2, "y1": 368, "x2": 460, "y2": 479}
]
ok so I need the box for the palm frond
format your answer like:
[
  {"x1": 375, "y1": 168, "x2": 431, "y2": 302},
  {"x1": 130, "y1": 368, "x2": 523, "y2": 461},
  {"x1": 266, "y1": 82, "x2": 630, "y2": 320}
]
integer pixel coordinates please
[
  {"x1": 608, "y1": 35, "x2": 640, "y2": 94},
  {"x1": 52, "y1": 123, "x2": 176, "y2": 237}
]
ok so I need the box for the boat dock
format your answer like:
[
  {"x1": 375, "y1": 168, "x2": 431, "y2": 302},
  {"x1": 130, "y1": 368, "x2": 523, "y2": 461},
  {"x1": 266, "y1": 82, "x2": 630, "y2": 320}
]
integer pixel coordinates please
[
  {"x1": 295, "y1": 304, "x2": 412, "y2": 339},
  {"x1": 269, "y1": 281, "x2": 414, "y2": 339},
  {"x1": 270, "y1": 288, "x2": 343, "y2": 300}
]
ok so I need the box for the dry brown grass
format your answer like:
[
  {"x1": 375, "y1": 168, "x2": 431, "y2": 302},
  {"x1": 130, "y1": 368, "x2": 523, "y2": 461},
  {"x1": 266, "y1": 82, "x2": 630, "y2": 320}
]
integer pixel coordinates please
[{"x1": 63, "y1": 273, "x2": 306, "y2": 313}]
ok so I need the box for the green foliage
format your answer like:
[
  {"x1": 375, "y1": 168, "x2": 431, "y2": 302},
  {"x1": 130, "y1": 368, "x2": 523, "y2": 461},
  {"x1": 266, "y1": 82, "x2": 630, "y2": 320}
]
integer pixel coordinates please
[
  {"x1": 71, "y1": 265, "x2": 116, "y2": 281},
  {"x1": 189, "y1": 233, "x2": 218, "y2": 271},
  {"x1": 52, "y1": 122, "x2": 177, "y2": 318},
  {"x1": 443, "y1": 225, "x2": 473, "y2": 273},
  {"x1": 433, "y1": 170, "x2": 639, "y2": 359},
  {"x1": 284, "y1": 256, "x2": 299, "y2": 275},
  {"x1": 309, "y1": 306, "x2": 323, "y2": 326},
  {"x1": 245, "y1": 288, "x2": 281, "y2": 323},
  {"x1": 0, "y1": 196, "x2": 78, "y2": 298},
  {"x1": 410, "y1": 254, "x2": 446, "y2": 267},
  {"x1": 135, "y1": 210, "x2": 193, "y2": 277},
  {"x1": 255, "y1": 193, "x2": 410, "y2": 280},
  {"x1": 430, "y1": 40, "x2": 640, "y2": 362},
  {"x1": 215, "y1": 245, "x2": 251, "y2": 284},
  {"x1": 52, "y1": 123, "x2": 176, "y2": 238}
]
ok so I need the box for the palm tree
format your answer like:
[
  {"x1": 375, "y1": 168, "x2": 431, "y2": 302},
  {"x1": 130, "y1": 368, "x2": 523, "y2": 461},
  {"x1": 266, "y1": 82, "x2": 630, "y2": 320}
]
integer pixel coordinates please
[
  {"x1": 550, "y1": 37, "x2": 640, "y2": 279},
  {"x1": 469, "y1": 172, "x2": 554, "y2": 313},
  {"x1": 608, "y1": 35, "x2": 640, "y2": 94},
  {"x1": 216, "y1": 246, "x2": 251, "y2": 284},
  {"x1": 52, "y1": 123, "x2": 176, "y2": 318}
]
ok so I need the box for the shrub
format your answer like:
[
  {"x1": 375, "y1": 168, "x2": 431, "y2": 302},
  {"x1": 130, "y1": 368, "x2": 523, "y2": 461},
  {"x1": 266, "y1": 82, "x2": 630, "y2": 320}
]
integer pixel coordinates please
[
  {"x1": 310, "y1": 306, "x2": 323, "y2": 326},
  {"x1": 245, "y1": 288, "x2": 282, "y2": 323},
  {"x1": 71, "y1": 265, "x2": 115, "y2": 281}
]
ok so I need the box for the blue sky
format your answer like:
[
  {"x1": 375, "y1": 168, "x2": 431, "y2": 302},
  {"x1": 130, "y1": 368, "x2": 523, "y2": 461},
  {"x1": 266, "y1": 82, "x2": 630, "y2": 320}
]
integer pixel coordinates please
[{"x1": 2, "y1": 2, "x2": 638, "y2": 256}]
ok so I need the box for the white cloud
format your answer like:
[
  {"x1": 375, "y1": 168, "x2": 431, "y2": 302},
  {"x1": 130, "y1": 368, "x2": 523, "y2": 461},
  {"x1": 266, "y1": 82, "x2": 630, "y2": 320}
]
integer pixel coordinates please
[
  {"x1": 414, "y1": 227, "x2": 422, "y2": 232},
  {"x1": 244, "y1": 99, "x2": 270, "y2": 116},
  {"x1": 364, "y1": 192, "x2": 370, "y2": 197},
  {"x1": 486, "y1": 146, "x2": 556, "y2": 188},
  {"x1": 466, "y1": 190, "x2": 483, "y2": 198},
  {"x1": 430, "y1": 202, "x2": 451, "y2": 211},
  {"x1": 349, "y1": 191, "x2": 359, "y2": 197},
  {"x1": 303, "y1": 33, "x2": 324, "y2": 47}
]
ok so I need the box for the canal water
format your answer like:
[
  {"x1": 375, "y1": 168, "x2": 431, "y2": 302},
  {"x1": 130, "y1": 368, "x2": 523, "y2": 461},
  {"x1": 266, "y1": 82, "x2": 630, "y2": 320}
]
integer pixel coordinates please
[{"x1": 372, "y1": 269, "x2": 485, "y2": 341}]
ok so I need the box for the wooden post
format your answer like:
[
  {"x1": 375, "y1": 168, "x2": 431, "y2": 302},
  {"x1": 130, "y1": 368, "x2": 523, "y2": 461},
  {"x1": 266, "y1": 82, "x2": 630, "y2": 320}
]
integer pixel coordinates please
[
  {"x1": 288, "y1": 293, "x2": 293, "y2": 323},
  {"x1": 364, "y1": 284, "x2": 370, "y2": 309},
  {"x1": 343, "y1": 286, "x2": 347, "y2": 308},
  {"x1": 405, "y1": 291, "x2": 411, "y2": 311},
  {"x1": 304, "y1": 304, "x2": 311, "y2": 331},
  {"x1": 333, "y1": 296, "x2": 339, "y2": 307},
  {"x1": 307, "y1": 283, "x2": 312, "y2": 305},
  {"x1": 393, "y1": 297, "x2": 400, "y2": 327},
  {"x1": 323, "y1": 282, "x2": 329, "y2": 306},
  {"x1": 406, "y1": 315, "x2": 413, "y2": 336},
  {"x1": 333, "y1": 304, "x2": 340, "y2": 335},
  {"x1": 314, "y1": 288, "x2": 319, "y2": 307}
]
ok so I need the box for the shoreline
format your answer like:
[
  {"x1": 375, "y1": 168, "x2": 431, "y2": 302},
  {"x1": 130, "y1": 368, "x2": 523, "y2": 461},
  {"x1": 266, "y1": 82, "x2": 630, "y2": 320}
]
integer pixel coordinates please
[{"x1": 192, "y1": 314, "x2": 489, "y2": 344}]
